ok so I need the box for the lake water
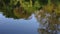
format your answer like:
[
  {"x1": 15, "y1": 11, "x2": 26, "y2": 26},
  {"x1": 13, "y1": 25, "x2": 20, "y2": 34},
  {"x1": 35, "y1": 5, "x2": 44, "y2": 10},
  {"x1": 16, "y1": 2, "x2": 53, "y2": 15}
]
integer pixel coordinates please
[
  {"x1": 0, "y1": 12, "x2": 60, "y2": 34},
  {"x1": 0, "y1": 13, "x2": 39, "y2": 34}
]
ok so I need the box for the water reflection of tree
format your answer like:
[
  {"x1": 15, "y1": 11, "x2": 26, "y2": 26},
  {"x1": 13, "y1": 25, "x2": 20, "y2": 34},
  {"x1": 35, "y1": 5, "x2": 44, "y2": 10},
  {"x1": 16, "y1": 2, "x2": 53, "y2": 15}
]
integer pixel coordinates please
[
  {"x1": 0, "y1": 0, "x2": 32, "y2": 19},
  {"x1": 35, "y1": 10, "x2": 60, "y2": 34},
  {"x1": 0, "y1": 6, "x2": 31, "y2": 19},
  {"x1": 35, "y1": 6, "x2": 60, "y2": 34},
  {"x1": 34, "y1": 0, "x2": 60, "y2": 34}
]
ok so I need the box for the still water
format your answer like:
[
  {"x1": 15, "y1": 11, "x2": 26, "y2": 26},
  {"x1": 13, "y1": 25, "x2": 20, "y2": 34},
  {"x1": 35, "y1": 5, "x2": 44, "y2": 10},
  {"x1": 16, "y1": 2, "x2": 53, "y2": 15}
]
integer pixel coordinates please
[
  {"x1": 0, "y1": 13, "x2": 39, "y2": 34},
  {"x1": 0, "y1": 12, "x2": 60, "y2": 34}
]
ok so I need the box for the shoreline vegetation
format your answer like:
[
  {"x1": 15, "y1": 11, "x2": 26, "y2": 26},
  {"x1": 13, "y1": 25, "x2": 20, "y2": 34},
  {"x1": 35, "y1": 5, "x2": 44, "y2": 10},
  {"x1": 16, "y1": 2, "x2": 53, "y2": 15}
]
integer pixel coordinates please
[
  {"x1": 0, "y1": 0, "x2": 60, "y2": 20},
  {"x1": 0, "y1": 0, "x2": 60, "y2": 16}
]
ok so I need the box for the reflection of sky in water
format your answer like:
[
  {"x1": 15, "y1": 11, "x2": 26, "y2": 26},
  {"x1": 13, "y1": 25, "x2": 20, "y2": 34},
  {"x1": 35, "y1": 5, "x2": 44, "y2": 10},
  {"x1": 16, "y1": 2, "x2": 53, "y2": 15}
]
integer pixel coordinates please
[{"x1": 0, "y1": 13, "x2": 39, "y2": 34}]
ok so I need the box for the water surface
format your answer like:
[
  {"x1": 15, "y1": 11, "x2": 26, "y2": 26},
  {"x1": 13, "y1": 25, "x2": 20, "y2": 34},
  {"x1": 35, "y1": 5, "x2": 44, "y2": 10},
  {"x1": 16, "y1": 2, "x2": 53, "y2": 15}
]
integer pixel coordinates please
[{"x1": 0, "y1": 13, "x2": 39, "y2": 34}]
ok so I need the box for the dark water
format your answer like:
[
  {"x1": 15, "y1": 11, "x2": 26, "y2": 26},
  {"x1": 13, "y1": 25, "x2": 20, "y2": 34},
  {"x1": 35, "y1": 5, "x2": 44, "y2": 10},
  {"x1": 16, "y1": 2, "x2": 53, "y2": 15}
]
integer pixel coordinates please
[{"x1": 0, "y1": 13, "x2": 39, "y2": 34}]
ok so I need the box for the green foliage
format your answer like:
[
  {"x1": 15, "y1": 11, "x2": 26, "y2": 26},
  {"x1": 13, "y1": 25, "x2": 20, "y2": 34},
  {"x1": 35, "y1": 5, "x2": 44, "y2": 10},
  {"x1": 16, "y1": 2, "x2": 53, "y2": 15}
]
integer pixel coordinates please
[{"x1": 0, "y1": 0, "x2": 60, "y2": 19}]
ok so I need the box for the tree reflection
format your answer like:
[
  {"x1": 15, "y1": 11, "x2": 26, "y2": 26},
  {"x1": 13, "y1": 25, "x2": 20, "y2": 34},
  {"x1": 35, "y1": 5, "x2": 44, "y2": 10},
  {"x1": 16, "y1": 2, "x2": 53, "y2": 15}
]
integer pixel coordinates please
[
  {"x1": 0, "y1": 6, "x2": 32, "y2": 19},
  {"x1": 35, "y1": 7, "x2": 60, "y2": 34},
  {"x1": 34, "y1": 0, "x2": 60, "y2": 34},
  {"x1": 0, "y1": 0, "x2": 32, "y2": 19}
]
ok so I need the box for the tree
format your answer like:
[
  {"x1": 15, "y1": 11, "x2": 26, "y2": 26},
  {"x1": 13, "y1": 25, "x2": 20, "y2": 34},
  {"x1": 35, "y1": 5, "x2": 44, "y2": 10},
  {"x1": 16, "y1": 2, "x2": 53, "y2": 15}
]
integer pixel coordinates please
[{"x1": 35, "y1": 0, "x2": 60, "y2": 34}]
